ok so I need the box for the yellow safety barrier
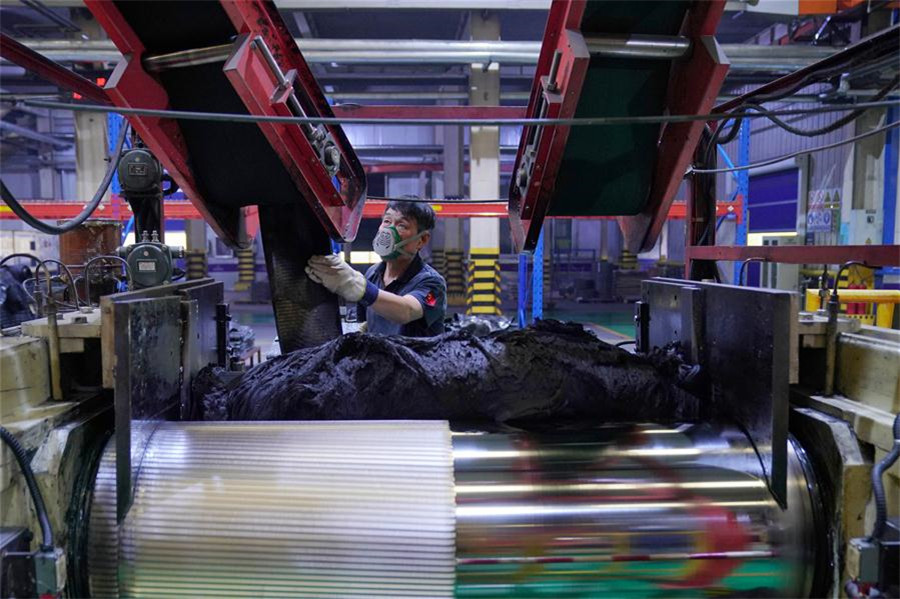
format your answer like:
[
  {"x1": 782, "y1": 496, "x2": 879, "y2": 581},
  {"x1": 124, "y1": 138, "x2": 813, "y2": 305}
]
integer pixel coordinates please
[{"x1": 805, "y1": 289, "x2": 900, "y2": 328}]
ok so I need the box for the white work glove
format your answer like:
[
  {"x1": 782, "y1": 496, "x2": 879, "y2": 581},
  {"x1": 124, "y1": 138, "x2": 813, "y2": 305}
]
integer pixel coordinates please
[{"x1": 305, "y1": 254, "x2": 367, "y2": 302}]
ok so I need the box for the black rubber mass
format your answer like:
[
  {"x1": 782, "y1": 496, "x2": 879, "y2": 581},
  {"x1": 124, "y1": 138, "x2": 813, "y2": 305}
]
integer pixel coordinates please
[{"x1": 195, "y1": 320, "x2": 700, "y2": 424}]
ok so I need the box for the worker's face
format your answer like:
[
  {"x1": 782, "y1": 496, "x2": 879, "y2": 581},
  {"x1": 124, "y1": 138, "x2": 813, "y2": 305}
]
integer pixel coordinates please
[{"x1": 380, "y1": 209, "x2": 429, "y2": 257}]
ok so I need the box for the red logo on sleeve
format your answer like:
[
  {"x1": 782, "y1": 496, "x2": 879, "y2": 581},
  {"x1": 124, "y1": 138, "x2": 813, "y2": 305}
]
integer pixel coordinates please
[{"x1": 424, "y1": 291, "x2": 437, "y2": 307}]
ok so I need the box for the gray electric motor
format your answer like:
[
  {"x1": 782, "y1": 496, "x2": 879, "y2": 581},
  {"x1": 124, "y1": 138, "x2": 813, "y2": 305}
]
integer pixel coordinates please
[{"x1": 117, "y1": 231, "x2": 182, "y2": 288}]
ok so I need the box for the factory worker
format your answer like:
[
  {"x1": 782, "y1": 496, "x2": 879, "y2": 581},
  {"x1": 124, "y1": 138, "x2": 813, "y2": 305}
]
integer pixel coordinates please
[{"x1": 306, "y1": 199, "x2": 447, "y2": 337}]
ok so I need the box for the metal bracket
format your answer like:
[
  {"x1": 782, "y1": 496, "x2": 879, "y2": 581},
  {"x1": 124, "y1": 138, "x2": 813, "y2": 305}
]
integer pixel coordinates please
[
  {"x1": 101, "y1": 279, "x2": 224, "y2": 521},
  {"x1": 641, "y1": 278, "x2": 797, "y2": 507}
]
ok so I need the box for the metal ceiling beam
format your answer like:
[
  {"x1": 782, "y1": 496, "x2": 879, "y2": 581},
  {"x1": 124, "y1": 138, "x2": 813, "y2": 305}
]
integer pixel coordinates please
[
  {"x1": 13, "y1": 38, "x2": 842, "y2": 68},
  {"x1": 0, "y1": 33, "x2": 109, "y2": 104},
  {"x1": 0, "y1": 120, "x2": 72, "y2": 148}
]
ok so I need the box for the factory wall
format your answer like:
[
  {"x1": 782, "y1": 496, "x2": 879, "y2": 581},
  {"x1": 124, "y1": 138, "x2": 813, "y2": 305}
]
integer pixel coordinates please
[{"x1": 719, "y1": 101, "x2": 894, "y2": 248}]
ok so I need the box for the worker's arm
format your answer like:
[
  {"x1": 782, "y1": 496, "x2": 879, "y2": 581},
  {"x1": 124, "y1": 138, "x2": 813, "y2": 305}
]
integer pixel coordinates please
[
  {"x1": 306, "y1": 254, "x2": 442, "y2": 326},
  {"x1": 369, "y1": 290, "x2": 423, "y2": 325},
  {"x1": 306, "y1": 255, "x2": 421, "y2": 324}
]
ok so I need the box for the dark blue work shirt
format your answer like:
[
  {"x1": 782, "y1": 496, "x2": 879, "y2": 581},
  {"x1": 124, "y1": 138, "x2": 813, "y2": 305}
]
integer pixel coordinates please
[{"x1": 356, "y1": 254, "x2": 446, "y2": 337}]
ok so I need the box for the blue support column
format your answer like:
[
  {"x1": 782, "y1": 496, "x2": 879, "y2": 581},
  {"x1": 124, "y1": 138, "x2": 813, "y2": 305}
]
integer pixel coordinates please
[
  {"x1": 881, "y1": 105, "x2": 899, "y2": 287},
  {"x1": 732, "y1": 119, "x2": 751, "y2": 284},
  {"x1": 716, "y1": 143, "x2": 741, "y2": 185},
  {"x1": 517, "y1": 252, "x2": 527, "y2": 328},
  {"x1": 531, "y1": 228, "x2": 544, "y2": 321},
  {"x1": 107, "y1": 114, "x2": 126, "y2": 195},
  {"x1": 108, "y1": 114, "x2": 134, "y2": 243},
  {"x1": 883, "y1": 106, "x2": 898, "y2": 246}
]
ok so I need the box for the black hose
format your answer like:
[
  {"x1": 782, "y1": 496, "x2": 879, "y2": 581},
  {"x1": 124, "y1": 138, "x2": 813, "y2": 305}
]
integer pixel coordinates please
[
  {"x1": 0, "y1": 426, "x2": 53, "y2": 551},
  {"x1": 739, "y1": 257, "x2": 767, "y2": 286},
  {"x1": 0, "y1": 253, "x2": 41, "y2": 268},
  {"x1": 871, "y1": 411, "x2": 900, "y2": 541},
  {"x1": 745, "y1": 75, "x2": 899, "y2": 138},
  {"x1": 0, "y1": 122, "x2": 130, "y2": 235},
  {"x1": 834, "y1": 260, "x2": 869, "y2": 296}
]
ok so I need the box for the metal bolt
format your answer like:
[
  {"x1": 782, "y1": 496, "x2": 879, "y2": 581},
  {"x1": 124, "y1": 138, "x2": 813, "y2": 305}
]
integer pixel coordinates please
[
  {"x1": 517, "y1": 167, "x2": 528, "y2": 188},
  {"x1": 325, "y1": 146, "x2": 340, "y2": 167}
]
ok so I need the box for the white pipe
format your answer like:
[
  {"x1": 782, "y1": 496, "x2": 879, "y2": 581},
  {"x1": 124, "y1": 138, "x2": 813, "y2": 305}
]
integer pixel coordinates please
[{"x1": 15, "y1": 38, "x2": 841, "y2": 67}]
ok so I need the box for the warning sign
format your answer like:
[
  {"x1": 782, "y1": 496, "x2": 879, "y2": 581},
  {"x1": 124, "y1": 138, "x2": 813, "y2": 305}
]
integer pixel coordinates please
[{"x1": 807, "y1": 188, "x2": 839, "y2": 233}]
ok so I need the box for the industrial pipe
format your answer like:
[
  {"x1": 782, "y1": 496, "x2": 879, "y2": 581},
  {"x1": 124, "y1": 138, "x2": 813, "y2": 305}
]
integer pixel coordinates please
[
  {"x1": 584, "y1": 33, "x2": 691, "y2": 60},
  {"x1": 84, "y1": 421, "x2": 820, "y2": 598},
  {"x1": 21, "y1": 38, "x2": 841, "y2": 68}
]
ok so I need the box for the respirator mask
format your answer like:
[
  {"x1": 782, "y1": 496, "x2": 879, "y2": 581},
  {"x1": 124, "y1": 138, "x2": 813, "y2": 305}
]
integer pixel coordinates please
[{"x1": 372, "y1": 225, "x2": 426, "y2": 260}]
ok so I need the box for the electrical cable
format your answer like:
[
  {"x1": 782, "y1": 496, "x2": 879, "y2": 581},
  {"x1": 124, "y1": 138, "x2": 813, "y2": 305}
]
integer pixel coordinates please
[
  {"x1": 743, "y1": 75, "x2": 899, "y2": 138},
  {"x1": 0, "y1": 426, "x2": 54, "y2": 551},
  {"x1": 614, "y1": 339, "x2": 637, "y2": 347},
  {"x1": 0, "y1": 253, "x2": 41, "y2": 268},
  {"x1": 10, "y1": 97, "x2": 900, "y2": 128},
  {"x1": 36, "y1": 258, "x2": 80, "y2": 308},
  {"x1": 0, "y1": 121, "x2": 129, "y2": 235},
  {"x1": 870, "y1": 411, "x2": 900, "y2": 541},
  {"x1": 691, "y1": 119, "x2": 899, "y2": 174}
]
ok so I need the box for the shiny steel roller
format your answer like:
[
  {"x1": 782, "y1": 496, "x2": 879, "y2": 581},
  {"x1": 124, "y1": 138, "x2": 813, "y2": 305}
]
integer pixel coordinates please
[
  {"x1": 453, "y1": 424, "x2": 819, "y2": 597},
  {"x1": 87, "y1": 421, "x2": 820, "y2": 598},
  {"x1": 88, "y1": 421, "x2": 457, "y2": 597}
]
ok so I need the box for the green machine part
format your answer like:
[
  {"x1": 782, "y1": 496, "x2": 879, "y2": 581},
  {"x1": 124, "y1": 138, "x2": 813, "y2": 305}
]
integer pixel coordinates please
[{"x1": 549, "y1": 1, "x2": 690, "y2": 217}]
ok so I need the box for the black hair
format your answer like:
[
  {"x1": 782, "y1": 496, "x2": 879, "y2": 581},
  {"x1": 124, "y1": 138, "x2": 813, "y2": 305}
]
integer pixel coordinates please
[{"x1": 385, "y1": 198, "x2": 436, "y2": 233}]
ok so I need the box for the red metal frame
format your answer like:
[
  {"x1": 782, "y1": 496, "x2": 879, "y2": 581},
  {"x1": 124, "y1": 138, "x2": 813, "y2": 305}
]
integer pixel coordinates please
[
  {"x1": 0, "y1": 34, "x2": 110, "y2": 105},
  {"x1": 223, "y1": 34, "x2": 363, "y2": 240},
  {"x1": 83, "y1": 0, "x2": 367, "y2": 245},
  {"x1": 508, "y1": 0, "x2": 728, "y2": 254},
  {"x1": 507, "y1": 0, "x2": 590, "y2": 253},
  {"x1": 218, "y1": 0, "x2": 366, "y2": 241},
  {"x1": 687, "y1": 245, "x2": 900, "y2": 268},
  {"x1": 1, "y1": 197, "x2": 739, "y2": 222},
  {"x1": 84, "y1": 0, "x2": 244, "y2": 246},
  {"x1": 618, "y1": 0, "x2": 729, "y2": 253}
]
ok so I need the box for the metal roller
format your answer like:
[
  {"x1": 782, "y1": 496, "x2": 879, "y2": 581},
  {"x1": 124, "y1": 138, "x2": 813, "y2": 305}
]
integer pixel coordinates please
[
  {"x1": 86, "y1": 422, "x2": 820, "y2": 598},
  {"x1": 453, "y1": 424, "x2": 820, "y2": 597},
  {"x1": 88, "y1": 421, "x2": 457, "y2": 598}
]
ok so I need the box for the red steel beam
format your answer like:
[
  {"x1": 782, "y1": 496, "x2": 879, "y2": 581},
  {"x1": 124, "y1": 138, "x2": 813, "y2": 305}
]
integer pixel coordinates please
[
  {"x1": 364, "y1": 163, "x2": 443, "y2": 174},
  {"x1": 0, "y1": 33, "x2": 110, "y2": 105},
  {"x1": 687, "y1": 244, "x2": 900, "y2": 267},
  {"x1": 363, "y1": 162, "x2": 515, "y2": 174},
  {"x1": 619, "y1": 0, "x2": 729, "y2": 253},
  {"x1": 332, "y1": 105, "x2": 526, "y2": 120},
  {"x1": 2, "y1": 199, "x2": 739, "y2": 222},
  {"x1": 507, "y1": 0, "x2": 590, "y2": 252}
]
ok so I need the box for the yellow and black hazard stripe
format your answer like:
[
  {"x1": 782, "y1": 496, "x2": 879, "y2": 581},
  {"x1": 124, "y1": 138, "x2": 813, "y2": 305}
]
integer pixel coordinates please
[
  {"x1": 234, "y1": 247, "x2": 255, "y2": 291},
  {"x1": 186, "y1": 249, "x2": 208, "y2": 280},
  {"x1": 466, "y1": 248, "x2": 501, "y2": 315},
  {"x1": 445, "y1": 249, "x2": 466, "y2": 307},
  {"x1": 431, "y1": 249, "x2": 447, "y2": 278},
  {"x1": 619, "y1": 249, "x2": 638, "y2": 270}
]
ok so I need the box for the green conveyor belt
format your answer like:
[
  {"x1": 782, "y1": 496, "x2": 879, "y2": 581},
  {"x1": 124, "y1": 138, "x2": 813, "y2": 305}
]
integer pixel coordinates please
[{"x1": 549, "y1": 1, "x2": 690, "y2": 217}]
